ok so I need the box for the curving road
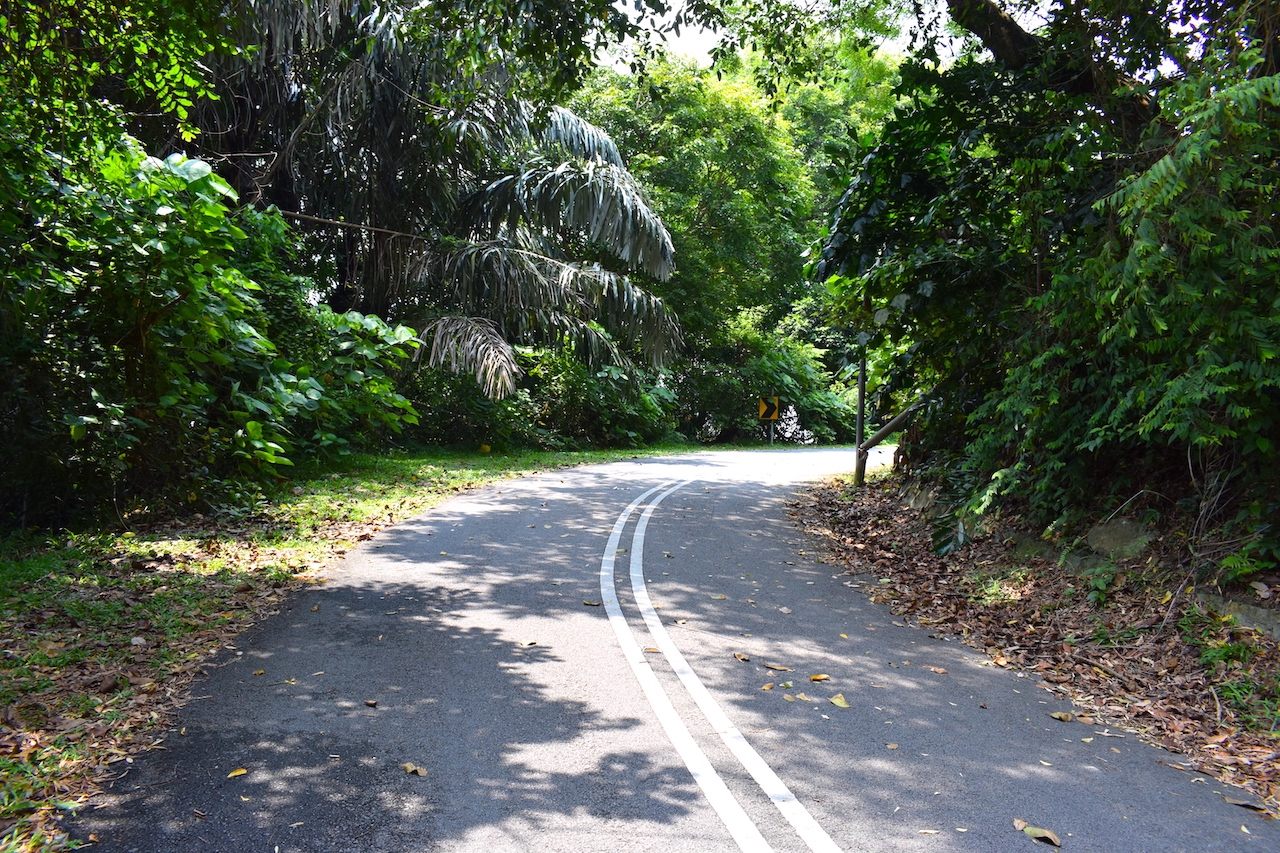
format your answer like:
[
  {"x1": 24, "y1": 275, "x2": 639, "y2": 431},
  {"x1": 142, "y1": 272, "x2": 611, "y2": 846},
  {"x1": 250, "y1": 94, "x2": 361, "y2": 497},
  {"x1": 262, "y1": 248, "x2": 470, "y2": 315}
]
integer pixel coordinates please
[{"x1": 77, "y1": 449, "x2": 1275, "y2": 851}]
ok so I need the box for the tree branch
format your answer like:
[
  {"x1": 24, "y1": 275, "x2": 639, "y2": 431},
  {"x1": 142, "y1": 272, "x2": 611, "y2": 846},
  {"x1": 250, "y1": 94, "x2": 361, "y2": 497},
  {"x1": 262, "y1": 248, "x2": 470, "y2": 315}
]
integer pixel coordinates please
[
  {"x1": 277, "y1": 210, "x2": 428, "y2": 242},
  {"x1": 945, "y1": 0, "x2": 1041, "y2": 69}
]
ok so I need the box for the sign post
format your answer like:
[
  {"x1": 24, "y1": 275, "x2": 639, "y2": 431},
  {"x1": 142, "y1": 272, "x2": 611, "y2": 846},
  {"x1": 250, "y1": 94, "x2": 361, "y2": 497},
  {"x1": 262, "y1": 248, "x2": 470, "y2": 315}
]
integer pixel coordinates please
[{"x1": 758, "y1": 396, "x2": 779, "y2": 445}]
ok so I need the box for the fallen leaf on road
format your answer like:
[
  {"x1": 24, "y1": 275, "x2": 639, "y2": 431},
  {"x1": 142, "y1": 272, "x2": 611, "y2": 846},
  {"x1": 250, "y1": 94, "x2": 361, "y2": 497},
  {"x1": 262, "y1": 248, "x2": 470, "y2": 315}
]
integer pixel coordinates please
[
  {"x1": 830, "y1": 694, "x2": 850, "y2": 709},
  {"x1": 761, "y1": 683, "x2": 775, "y2": 691},
  {"x1": 710, "y1": 593, "x2": 728, "y2": 600},
  {"x1": 582, "y1": 600, "x2": 601, "y2": 607},
  {"x1": 779, "y1": 680, "x2": 793, "y2": 689},
  {"x1": 1039, "y1": 760, "x2": 1052, "y2": 766},
  {"x1": 674, "y1": 619, "x2": 688, "y2": 625},
  {"x1": 918, "y1": 830, "x2": 939, "y2": 835},
  {"x1": 364, "y1": 699, "x2": 378, "y2": 708},
  {"x1": 734, "y1": 652, "x2": 751, "y2": 662},
  {"x1": 401, "y1": 762, "x2": 427, "y2": 777},
  {"x1": 764, "y1": 663, "x2": 793, "y2": 672},
  {"x1": 809, "y1": 674, "x2": 830, "y2": 682},
  {"x1": 227, "y1": 768, "x2": 248, "y2": 779},
  {"x1": 517, "y1": 640, "x2": 538, "y2": 647},
  {"x1": 886, "y1": 743, "x2": 899, "y2": 750},
  {"x1": 782, "y1": 694, "x2": 796, "y2": 702},
  {"x1": 310, "y1": 604, "x2": 320, "y2": 613},
  {"x1": 1081, "y1": 737, "x2": 1094, "y2": 743},
  {"x1": 644, "y1": 647, "x2": 660, "y2": 653},
  {"x1": 795, "y1": 692, "x2": 817, "y2": 702},
  {"x1": 253, "y1": 669, "x2": 265, "y2": 677},
  {"x1": 925, "y1": 666, "x2": 947, "y2": 675},
  {"x1": 1049, "y1": 712, "x2": 1074, "y2": 722},
  {"x1": 839, "y1": 633, "x2": 849, "y2": 639},
  {"x1": 779, "y1": 607, "x2": 793, "y2": 614},
  {"x1": 1013, "y1": 819, "x2": 1061, "y2": 846}
]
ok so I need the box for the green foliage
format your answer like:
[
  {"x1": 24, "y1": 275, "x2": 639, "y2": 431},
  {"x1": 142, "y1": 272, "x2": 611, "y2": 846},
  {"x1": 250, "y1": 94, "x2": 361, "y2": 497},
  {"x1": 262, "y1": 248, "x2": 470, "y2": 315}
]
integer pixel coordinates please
[
  {"x1": 196, "y1": 2, "x2": 680, "y2": 396},
  {"x1": 0, "y1": 135, "x2": 419, "y2": 523},
  {"x1": 523, "y1": 354, "x2": 679, "y2": 448},
  {"x1": 0, "y1": 0, "x2": 223, "y2": 142},
  {"x1": 820, "y1": 3, "x2": 1280, "y2": 569},
  {"x1": 674, "y1": 309, "x2": 856, "y2": 443},
  {"x1": 401, "y1": 352, "x2": 679, "y2": 450},
  {"x1": 1083, "y1": 563, "x2": 1118, "y2": 607},
  {"x1": 572, "y1": 59, "x2": 819, "y2": 343}
]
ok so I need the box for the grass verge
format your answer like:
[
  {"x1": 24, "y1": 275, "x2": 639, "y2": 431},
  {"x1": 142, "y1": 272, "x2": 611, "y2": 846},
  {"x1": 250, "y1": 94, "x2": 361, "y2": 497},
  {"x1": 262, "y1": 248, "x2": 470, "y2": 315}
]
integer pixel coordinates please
[{"x1": 0, "y1": 444, "x2": 684, "y2": 850}]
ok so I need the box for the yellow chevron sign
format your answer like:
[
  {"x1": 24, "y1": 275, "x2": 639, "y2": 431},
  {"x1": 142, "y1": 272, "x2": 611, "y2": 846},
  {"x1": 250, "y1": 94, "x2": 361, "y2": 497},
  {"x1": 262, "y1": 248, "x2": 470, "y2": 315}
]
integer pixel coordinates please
[{"x1": 758, "y1": 397, "x2": 779, "y2": 420}]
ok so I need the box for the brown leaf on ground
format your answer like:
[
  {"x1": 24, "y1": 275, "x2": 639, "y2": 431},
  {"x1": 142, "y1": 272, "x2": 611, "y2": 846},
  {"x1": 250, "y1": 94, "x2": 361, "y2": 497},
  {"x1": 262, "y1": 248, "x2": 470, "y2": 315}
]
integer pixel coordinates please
[
  {"x1": 734, "y1": 652, "x2": 751, "y2": 662},
  {"x1": 792, "y1": 477, "x2": 1280, "y2": 814}
]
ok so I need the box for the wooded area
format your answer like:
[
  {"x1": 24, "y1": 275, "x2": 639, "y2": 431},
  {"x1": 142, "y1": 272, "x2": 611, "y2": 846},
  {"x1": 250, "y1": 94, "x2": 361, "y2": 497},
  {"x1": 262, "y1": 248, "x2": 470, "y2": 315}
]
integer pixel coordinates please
[
  {"x1": 2, "y1": 0, "x2": 1279, "y2": 845},
  {"x1": 5, "y1": 0, "x2": 1276, "y2": 567}
]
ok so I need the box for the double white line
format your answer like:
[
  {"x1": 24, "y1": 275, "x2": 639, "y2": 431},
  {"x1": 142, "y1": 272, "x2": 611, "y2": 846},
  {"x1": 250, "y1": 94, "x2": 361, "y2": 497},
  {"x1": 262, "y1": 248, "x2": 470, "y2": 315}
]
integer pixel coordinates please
[{"x1": 599, "y1": 482, "x2": 843, "y2": 853}]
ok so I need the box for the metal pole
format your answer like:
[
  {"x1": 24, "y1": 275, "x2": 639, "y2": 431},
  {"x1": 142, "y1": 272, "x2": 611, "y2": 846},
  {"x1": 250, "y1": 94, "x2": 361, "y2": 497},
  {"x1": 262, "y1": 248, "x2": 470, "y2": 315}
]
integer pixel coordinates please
[{"x1": 853, "y1": 347, "x2": 868, "y2": 486}]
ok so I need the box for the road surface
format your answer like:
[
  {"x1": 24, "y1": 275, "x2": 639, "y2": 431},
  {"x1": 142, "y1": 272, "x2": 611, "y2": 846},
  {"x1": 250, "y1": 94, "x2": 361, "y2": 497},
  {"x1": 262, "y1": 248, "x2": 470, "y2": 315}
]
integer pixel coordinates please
[{"x1": 75, "y1": 449, "x2": 1276, "y2": 851}]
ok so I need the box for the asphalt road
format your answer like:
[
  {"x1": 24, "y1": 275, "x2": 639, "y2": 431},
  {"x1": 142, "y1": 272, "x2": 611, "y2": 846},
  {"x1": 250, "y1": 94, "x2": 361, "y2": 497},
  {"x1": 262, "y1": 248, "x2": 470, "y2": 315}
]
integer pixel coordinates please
[{"x1": 75, "y1": 449, "x2": 1277, "y2": 852}]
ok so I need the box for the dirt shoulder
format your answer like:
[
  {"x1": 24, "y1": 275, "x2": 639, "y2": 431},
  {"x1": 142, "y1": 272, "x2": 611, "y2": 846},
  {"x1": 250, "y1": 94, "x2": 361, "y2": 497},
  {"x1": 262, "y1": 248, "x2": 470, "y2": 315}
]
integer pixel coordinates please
[{"x1": 793, "y1": 476, "x2": 1280, "y2": 815}]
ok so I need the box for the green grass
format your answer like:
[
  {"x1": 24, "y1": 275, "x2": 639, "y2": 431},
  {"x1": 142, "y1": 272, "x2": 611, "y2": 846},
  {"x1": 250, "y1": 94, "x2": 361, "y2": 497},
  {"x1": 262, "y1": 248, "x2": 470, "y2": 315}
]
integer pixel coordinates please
[
  {"x1": 964, "y1": 565, "x2": 1032, "y2": 606},
  {"x1": 1178, "y1": 605, "x2": 1280, "y2": 736},
  {"x1": 0, "y1": 443, "x2": 686, "y2": 850}
]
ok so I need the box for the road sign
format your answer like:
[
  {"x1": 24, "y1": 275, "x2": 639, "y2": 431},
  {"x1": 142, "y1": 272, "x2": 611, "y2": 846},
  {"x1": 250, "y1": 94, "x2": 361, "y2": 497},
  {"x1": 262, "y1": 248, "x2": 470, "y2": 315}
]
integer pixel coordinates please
[{"x1": 758, "y1": 397, "x2": 779, "y2": 420}]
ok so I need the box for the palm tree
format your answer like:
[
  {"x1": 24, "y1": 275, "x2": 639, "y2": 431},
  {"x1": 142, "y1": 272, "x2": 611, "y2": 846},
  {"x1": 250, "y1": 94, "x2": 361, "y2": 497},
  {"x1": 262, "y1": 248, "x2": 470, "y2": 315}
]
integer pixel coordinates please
[{"x1": 192, "y1": 0, "x2": 680, "y2": 397}]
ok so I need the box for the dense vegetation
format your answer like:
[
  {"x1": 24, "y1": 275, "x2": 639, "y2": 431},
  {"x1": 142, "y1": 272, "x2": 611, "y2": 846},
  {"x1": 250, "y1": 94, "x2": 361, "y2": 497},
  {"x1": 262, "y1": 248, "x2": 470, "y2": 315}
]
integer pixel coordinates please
[
  {"x1": 4, "y1": 1, "x2": 1280, "y2": 846},
  {"x1": 3, "y1": 1, "x2": 1278, "y2": 569},
  {"x1": 1, "y1": 1, "x2": 893, "y2": 527},
  {"x1": 808, "y1": 0, "x2": 1280, "y2": 580}
]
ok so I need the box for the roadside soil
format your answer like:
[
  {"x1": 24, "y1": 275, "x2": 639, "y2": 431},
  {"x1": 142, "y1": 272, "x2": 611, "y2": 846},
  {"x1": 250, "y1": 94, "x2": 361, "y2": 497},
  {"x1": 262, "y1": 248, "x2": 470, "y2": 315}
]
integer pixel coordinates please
[{"x1": 792, "y1": 476, "x2": 1280, "y2": 815}]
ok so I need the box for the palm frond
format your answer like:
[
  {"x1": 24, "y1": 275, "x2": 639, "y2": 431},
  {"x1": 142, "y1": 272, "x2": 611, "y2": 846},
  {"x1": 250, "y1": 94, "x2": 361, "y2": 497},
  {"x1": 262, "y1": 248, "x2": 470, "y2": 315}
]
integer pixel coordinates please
[
  {"x1": 446, "y1": 238, "x2": 681, "y2": 365},
  {"x1": 419, "y1": 316, "x2": 520, "y2": 399},
  {"x1": 466, "y1": 159, "x2": 675, "y2": 280},
  {"x1": 541, "y1": 106, "x2": 624, "y2": 166}
]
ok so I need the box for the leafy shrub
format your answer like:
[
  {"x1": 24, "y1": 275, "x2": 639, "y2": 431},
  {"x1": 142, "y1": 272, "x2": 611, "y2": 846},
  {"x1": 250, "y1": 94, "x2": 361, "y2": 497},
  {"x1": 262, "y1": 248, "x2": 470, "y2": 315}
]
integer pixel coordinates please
[
  {"x1": 400, "y1": 349, "x2": 680, "y2": 450},
  {"x1": 0, "y1": 134, "x2": 419, "y2": 524},
  {"x1": 673, "y1": 309, "x2": 857, "y2": 443}
]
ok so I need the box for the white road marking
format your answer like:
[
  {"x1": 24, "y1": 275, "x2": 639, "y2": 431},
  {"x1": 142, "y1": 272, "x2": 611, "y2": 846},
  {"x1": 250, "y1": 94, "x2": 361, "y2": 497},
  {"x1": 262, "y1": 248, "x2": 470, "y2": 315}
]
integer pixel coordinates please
[
  {"x1": 630, "y1": 482, "x2": 844, "y2": 853},
  {"x1": 600, "y1": 483, "x2": 774, "y2": 852}
]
